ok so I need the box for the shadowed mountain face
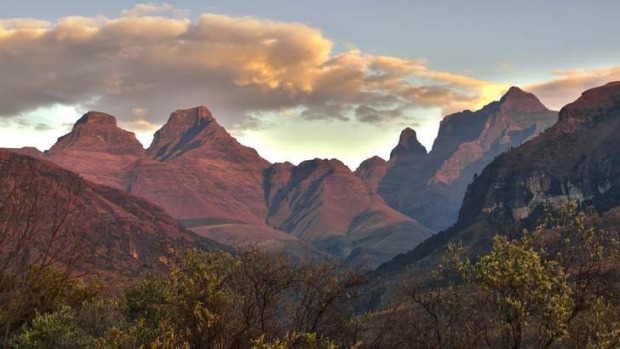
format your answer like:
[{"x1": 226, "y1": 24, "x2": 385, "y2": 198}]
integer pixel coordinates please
[
  {"x1": 360, "y1": 87, "x2": 557, "y2": 231},
  {"x1": 0, "y1": 150, "x2": 221, "y2": 282},
  {"x1": 378, "y1": 82, "x2": 620, "y2": 275},
  {"x1": 39, "y1": 106, "x2": 434, "y2": 267}
]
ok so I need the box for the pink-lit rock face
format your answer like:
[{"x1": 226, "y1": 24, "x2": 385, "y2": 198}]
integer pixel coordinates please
[
  {"x1": 40, "y1": 106, "x2": 432, "y2": 267},
  {"x1": 127, "y1": 106, "x2": 272, "y2": 225},
  {"x1": 47, "y1": 111, "x2": 145, "y2": 189},
  {"x1": 147, "y1": 106, "x2": 266, "y2": 164},
  {"x1": 264, "y1": 158, "x2": 433, "y2": 264},
  {"x1": 357, "y1": 86, "x2": 557, "y2": 231},
  {"x1": 50, "y1": 111, "x2": 145, "y2": 156},
  {"x1": 0, "y1": 149, "x2": 218, "y2": 283}
]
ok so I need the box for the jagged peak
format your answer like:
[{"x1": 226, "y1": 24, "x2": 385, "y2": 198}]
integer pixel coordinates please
[
  {"x1": 390, "y1": 127, "x2": 427, "y2": 159},
  {"x1": 147, "y1": 106, "x2": 225, "y2": 159},
  {"x1": 500, "y1": 86, "x2": 526, "y2": 99},
  {"x1": 498, "y1": 86, "x2": 549, "y2": 112},
  {"x1": 147, "y1": 106, "x2": 269, "y2": 166}
]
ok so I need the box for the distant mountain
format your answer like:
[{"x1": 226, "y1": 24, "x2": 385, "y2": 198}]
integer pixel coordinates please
[
  {"x1": 378, "y1": 81, "x2": 620, "y2": 274},
  {"x1": 0, "y1": 150, "x2": 222, "y2": 282},
  {"x1": 38, "y1": 107, "x2": 434, "y2": 266},
  {"x1": 264, "y1": 158, "x2": 433, "y2": 266},
  {"x1": 359, "y1": 87, "x2": 557, "y2": 231}
]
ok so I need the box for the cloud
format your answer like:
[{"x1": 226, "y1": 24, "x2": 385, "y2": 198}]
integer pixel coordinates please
[
  {"x1": 0, "y1": 6, "x2": 507, "y2": 133},
  {"x1": 354, "y1": 105, "x2": 403, "y2": 124},
  {"x1": 526, "y1": 66, "x2": 620, "y2": 110},
  {"x1": 131, "y1": 107, "x2": 148, "y2": 117},
  {"x1": 121, "y1": 3, "x2": 173, "y2": 17},
  {"x1": 119, "y1": 119, "x2": 159, "y2": 133},
  {"x1": 34, "y1": 123, "x2": 53, "y2": 131},
  {"x1": 301, "y1": 103, "x2": 350, "y2": 121}
]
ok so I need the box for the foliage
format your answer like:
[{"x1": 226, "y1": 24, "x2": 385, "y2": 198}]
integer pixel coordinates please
[
  {"x1": 389, "y1": 202, "x2": 620, "y2": 348},
  {"x1": 251, "y1": 332, "x2": 341, "y2": 349},
  {"x1": 10, "y1": 306, "x2": 94, "y2": 349},
  {"x1": 4, "y1": 200, "x2": 620, "y2": 348}
]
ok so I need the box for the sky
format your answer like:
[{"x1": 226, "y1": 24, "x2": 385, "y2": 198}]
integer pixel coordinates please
[{"x1": 1, "y1": 1, "x2": 620, "y2": 168}]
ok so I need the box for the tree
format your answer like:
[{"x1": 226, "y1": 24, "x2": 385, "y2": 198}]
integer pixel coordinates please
[
  {"x1": 389, "y1": 202, "x2": 620, "y2": 349},
  {"x1": 0, "y1": 154, "x2": 90, "y2": 345}
]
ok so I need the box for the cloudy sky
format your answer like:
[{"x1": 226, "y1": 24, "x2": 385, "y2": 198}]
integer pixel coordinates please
[{"x1": 1, "y1": 1, "x2": 620, "y2": 168}]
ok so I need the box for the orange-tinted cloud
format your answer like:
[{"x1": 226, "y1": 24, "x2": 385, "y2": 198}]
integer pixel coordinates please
[
  {"x1": 0, "y1": 5, "x2": 505, "y2": 130},
  {"x1": 527, "y1": 66, "x2": 620, "y2": 110}
]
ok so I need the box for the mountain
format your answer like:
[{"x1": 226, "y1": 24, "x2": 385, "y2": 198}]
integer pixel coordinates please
[
  {"x1": 362, "y1": 86, "x2": 557, "y2": 231},
  {"x1": 264, "y1": 158, "x2": 433, "y2": 266},
  {"x1": 0, "y1": 150, "x2": 222, "y2": 282},
  {"x1": 128, "y1": 106, "x2": 271, "y2": 224},
  {"x1": 48, "y1": 111, "x2": 145, "y2": 189},
  {"x1": 378, "y1": 81, "x2": 620, "y2": 274},
  {"x1": 39, "y1": 106, "x2": 435, "y2": 266}
]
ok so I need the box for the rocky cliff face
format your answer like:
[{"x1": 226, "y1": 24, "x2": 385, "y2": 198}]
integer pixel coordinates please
[
  {"x1": 147, "y1": 106, "x2": 267, "y2": 164},
  {"x1": 50, "y1": 112, "x2": 144, "y2": 156},
  {"x1": 366, "y1": 87, "x2": 557, "y2": 231},
  {"x1": 128, "y1": 106, "x2": 271, "y2": 224},
  {"x1": 47, "y1": 111, "x2": 146, "y2": 189},
  {"x1": 378, "y1": 81, "x2": 620, "y2": 275},
  {"x1": 460, "y1": 82, "x2": 620, "y2": 225}
]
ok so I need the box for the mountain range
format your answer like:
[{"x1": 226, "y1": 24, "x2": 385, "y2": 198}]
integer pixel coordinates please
[
  {"x1": 35, "y1": 106, "x2": 437, "y2": 267},
  {"x1": 6, "y1": 85, "x2": 582, "y2": 271},
  {"x1": 379, "y1": 81, "x2": 620, "y2": 275}
]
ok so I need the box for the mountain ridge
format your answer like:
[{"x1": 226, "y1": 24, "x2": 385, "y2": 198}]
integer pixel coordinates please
[{"x1": 377, "y1": 81, "x2": 620, "y2": 275}]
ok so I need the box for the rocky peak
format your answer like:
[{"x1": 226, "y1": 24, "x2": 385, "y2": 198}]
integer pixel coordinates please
[
  {"x1": 147, "y1": 106, "x2": 237, "y2": 161},
  {"x1": 498, "y1": 86, "x2": 550, "y2": 113},
  {"x1": 147, "y1": 106, "x2": 270, "y2": 167},
  {"x1": 356, "y1": 156, "x2": 387, "y2": 171},
  {"x1": 167, "y1": 106, "x2": 213, "y2": 127},
  {"x1": 390, "y1": 128, "x2": 428, "y2": 159},
  {"x1": 48, "y1": 111, "x2": 144, "y2": 156},
  {"x1": 75, "y1": 111, "x2": 118, "y2": 126}
]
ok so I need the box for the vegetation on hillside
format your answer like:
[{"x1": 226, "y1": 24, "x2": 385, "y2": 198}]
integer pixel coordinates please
[{"x1": 2, "y1": 199, "x2": 620, "y2": 348}]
